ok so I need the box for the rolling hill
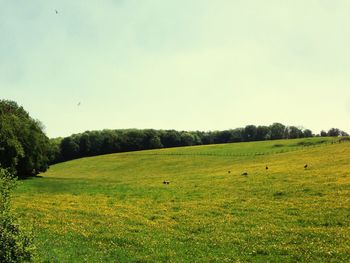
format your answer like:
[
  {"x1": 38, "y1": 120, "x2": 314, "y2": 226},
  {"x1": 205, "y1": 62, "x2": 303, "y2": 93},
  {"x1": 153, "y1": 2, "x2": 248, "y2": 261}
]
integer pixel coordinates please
[{"x1": 14, "y1": 137, "x2": 350, "y2": 262}]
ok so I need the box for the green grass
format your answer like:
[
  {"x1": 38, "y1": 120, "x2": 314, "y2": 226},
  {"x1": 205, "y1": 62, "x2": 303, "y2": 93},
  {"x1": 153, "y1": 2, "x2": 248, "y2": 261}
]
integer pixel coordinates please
[{"x1": 14, "y1": 137, "x2": 350, "y2": 262}]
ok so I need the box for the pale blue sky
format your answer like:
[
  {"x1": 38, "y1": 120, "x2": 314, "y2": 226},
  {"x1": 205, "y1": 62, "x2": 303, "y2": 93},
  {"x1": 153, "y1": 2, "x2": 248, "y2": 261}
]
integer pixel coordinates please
[{"x1": 1, "y1": 1, "x2": 349, "y2": 138}]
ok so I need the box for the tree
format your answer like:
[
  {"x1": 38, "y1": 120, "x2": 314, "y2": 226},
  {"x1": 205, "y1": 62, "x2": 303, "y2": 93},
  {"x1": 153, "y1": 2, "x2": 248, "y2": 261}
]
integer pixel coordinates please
[
  {"x1": 200, "y1": 132, "x2": 214, "y2": 144},
  {"x1": 48, "y1": 138, "x2": 63, "y2": 164},
  {"x1": 60, "y1": 137, "x2": 80, "y2": 160},
  {"x1": 142, "y1": 129, "x2": 163, "y2": 149},
  {"x1": 340, "y1": 130, "x2": 349, "y2": 136},
  {"x1": 243, "y1": 125, "x2": 257, "y2": 141},
  {"x1": 0, "y1": 100, "x2": 50, "y2": 177},
  {"x1": 100, "y1": 130, "x2": 121, "y2": 154},
  {"x1": 286, "y1": 126, "x2": 303, "y2": 139},
  {"x1": 327, "y1": 128, "x2": 340, "y2": 137},
  {"x1": 269, "y1": 123, "x2": 286, "y2": 140},
  {"x1": 180, "y1": 132, "x2": 196, "y2": 146},
  {"x1": 230, "y1": 128, "x2": 244, "y2": 142},
  {"x1": 78, "y1": 132, "x2": 92, "y2": 156},
  {"x1": 120, "y1": 130, "x2": 145, "y2": 151},
  {"x1": 303, "y1": 129, "x2": 313, "y2": 138},
  {"x1": 320, "y1": 130, "x2": 327, "y2": 137},
  {"x1": 160, "y1": 130, "x2": 182, "y2": 148},
  {"x1": 256, "y1": 126, "x2": 270, "y2": 141}
]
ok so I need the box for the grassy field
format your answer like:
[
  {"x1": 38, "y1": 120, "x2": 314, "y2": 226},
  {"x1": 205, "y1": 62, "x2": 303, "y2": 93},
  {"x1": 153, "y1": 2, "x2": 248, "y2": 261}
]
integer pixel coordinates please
[{"x1": 13, "y1": 137, "x2": 350, "y2": 262}]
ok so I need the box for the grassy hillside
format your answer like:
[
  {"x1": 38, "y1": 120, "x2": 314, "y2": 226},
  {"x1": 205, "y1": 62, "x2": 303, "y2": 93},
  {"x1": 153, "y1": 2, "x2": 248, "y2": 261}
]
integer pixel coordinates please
[{"x1": 14, "y1": 137, "x2": 350, "y2": 262}]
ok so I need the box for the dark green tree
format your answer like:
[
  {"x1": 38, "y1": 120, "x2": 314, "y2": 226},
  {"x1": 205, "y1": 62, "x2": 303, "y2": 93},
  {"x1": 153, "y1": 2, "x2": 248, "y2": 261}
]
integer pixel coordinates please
[
  {"x1": 287, "y1": 126, "x2": 303, "y2": 139},
  {"x1": 327, "y1": 128, "x2": 340, "y2": 137},
  {"x1": 180, "y1": 132, "x2": 196, "y2": 146},
  {"x1": 100, "y1": 130, "x2": 121, "y2": 154},
  {"x1": 340, "y1": 130, "x2": 349, "y2": 136},
  {"x1": 60, "y1": 137, "x2": 80, "y2": 160},
  {"x1": 243, "y1": 125, "x2": 257, "y2": 141},
  {"x1": 256, "y1": 126, "x2": 270, "y2": 140},
  {"x1": 0, "y1": 100, "x2": 50, "y2": 177},
  {"x1": 142, "y1": 129, "x2": 163, "y2": 149},
  {"x1": 160, "y1": 130, "x2": 182, "y2": 147},
  {"x1": 78, "y1": 132, "x2": 92, "y2": 156},
  {"x1": 303, "y1": 129, "x2": 313, "y2": 138},
  {"x1": 320, "y1": 130, "x2": 327, "y2": 137},
  {"x1": 269, "y1": 123, "x2": 286, "y2": 140}
]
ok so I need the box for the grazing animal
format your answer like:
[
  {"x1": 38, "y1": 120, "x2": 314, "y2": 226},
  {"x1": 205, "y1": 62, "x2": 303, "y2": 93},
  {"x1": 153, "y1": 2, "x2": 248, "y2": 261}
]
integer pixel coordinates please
[
  {"x1": 304, "y1": 164, "x2": 308, "y2": 169},
  {"x1": 241, "y1": 172, "x2": 248, "y2": 176}
]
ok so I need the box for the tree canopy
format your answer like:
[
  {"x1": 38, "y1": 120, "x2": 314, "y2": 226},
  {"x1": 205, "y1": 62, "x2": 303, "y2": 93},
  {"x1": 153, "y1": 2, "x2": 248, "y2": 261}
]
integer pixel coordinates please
[
  {"x1": 49, "y1": 123, "x2": 329, "y2": 164},
  {"x1": 0, "y1": 100, "x2": 50, "y2": 178}
]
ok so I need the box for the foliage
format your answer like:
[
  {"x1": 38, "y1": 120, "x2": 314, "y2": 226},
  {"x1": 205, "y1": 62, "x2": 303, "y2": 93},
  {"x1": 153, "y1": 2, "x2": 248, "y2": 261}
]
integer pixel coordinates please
[
  {"x1": 49, "y1": 123, "x2": 349, "y2": 164},
  {"x1": 269, "y1": 122, "x2": 286, "y2": 140},
  {"x1": 256, "y1": 125, "x2": 270, "y2": 140},
  {"x1": 303, "y1": 129, "x2": 313, "y2": 137},
  {"x1": 0, "y1": 100, "x2": 50, "y2": 177},
  {"x1": 320, "y1": 130, "x2": 327, "y2": 137},
  {"x1": 0, "y1": 168, "x2": 35, "y2": 262},
  {"x1": 243, "y1": 125, "x2": 257, "y2": 141},
  {"x1": 286, "y1": 126, "x2": 303, "y2": 139}
]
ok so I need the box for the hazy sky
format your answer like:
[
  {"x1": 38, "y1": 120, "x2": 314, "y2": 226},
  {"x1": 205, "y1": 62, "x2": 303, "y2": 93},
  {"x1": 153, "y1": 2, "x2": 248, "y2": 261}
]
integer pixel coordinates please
[{"x1": 1, "y1": 1, "x2": 350, "y2": 138}]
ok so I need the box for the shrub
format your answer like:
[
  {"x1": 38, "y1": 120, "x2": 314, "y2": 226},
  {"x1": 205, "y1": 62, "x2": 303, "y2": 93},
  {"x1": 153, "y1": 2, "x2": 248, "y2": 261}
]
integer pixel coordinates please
[{"x1": 0, "y1": 168, "x2": 35, "y2": 262}]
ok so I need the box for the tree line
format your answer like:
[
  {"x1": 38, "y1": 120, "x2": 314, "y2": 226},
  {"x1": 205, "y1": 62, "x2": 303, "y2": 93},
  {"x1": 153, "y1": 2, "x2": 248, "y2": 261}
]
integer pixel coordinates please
[
  {"x1": 0, "y1": 99, "x2": 348, "y2": 177},
  {"x1": 49, "y1": 124, "x2": 348, "y2": 164}
]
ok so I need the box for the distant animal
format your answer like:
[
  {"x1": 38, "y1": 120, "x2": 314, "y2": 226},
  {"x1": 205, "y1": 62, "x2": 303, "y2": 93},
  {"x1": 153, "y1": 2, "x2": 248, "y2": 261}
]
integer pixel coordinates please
[
  {"x1": 304, "y1": 164, "x2": 308, "y2": 169},
  {"x1": 228, "y1": 170, "x2": 231, "y2": 174},
  {"x1": 163, "y1": 181, "x2": 170, "y2": 185},
  {"x1": 241, "y1": 172, "x2": 248, "y2": 176},
  {"x1": 77, "y1": 102, "x2": 81, "y2": 106},
  {"x1": 55, "y1": 10, "x2": 58, "y2": 14},
  {"x1": 266, "y1": 165, "x2": 268, "y2": 170}
]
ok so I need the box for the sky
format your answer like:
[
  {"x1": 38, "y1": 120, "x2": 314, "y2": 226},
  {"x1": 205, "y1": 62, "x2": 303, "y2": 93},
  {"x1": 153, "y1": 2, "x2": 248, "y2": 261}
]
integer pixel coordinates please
[{"x1": 1, "y1": 0, "x2": 350, "y2": 138}]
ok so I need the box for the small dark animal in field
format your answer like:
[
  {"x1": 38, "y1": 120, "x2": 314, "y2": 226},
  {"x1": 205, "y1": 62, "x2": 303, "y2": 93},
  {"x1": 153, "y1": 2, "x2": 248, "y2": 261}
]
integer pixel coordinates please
[
  {"x1": 228, "y1": 170, "x2": 231, "y2": 174},
  {"x1": 163, "y1": 181, "x2": 170, "y2": 185},
  {"x1": 265, "y1": 165, "x2": 268, "y2": 170},
  {"x1": 304, "y1": 164, "x2": 308, "y2": 169},
  {"x1": 241, "y1": 172, "x2": 248, "y2": 176}
]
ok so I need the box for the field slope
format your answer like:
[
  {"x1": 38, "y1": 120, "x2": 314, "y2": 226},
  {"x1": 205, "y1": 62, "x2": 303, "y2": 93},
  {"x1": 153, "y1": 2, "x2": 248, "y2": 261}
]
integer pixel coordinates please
[{"x1": 14, "y1": 137, "x2": 350, "y2": 262}]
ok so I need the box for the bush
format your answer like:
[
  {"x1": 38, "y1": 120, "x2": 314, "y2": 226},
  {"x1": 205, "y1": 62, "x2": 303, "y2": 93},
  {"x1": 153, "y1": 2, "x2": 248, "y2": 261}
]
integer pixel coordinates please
[{"x1": 0, "y1": 168, "x2": 35, "y2": 262}]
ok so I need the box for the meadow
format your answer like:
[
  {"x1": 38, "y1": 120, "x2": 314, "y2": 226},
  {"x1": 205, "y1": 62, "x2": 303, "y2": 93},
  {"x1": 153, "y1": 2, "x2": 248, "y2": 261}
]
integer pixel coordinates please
[{"x1": 13, "y1": 137, "x2": 350, "y2": 262}]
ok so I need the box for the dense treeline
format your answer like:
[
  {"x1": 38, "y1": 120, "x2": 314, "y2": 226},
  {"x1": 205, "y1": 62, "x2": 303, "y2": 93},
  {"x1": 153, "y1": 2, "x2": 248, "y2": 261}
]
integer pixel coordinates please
[
  {"x1": 49, "y1": 123, "x2": 349, "y2": 164},
  {"x1": 0, "y1": 100, "x2": 50, "y2": 178},
  {"x1": 1, "y1": 100, "x2": 348, "y2": 175}
]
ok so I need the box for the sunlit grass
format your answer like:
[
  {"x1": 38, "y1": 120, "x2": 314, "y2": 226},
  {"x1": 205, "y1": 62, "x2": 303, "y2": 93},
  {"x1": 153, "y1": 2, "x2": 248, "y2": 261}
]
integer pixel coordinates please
[{"x1": 14, "y1": 137, "x2": 350, "y2": 262}]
